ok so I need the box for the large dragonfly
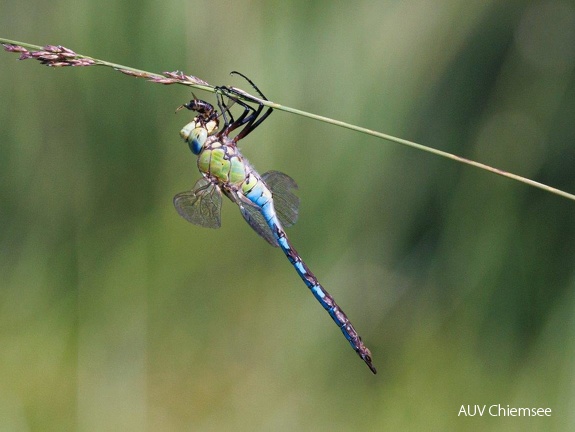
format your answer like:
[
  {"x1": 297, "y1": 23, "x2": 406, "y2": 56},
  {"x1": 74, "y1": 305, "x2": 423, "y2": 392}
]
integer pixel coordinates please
[{"x1": 174, "y1": 73, "x2": 376, "y2": 374}]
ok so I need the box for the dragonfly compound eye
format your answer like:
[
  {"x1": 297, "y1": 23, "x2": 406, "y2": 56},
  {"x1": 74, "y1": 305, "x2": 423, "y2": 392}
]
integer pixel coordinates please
[{"x1": 180, "y1": 120, "x2": 208, "y2": 155}]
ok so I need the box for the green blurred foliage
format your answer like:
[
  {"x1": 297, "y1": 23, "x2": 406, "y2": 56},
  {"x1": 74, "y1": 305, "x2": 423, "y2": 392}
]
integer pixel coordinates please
[{"x1": 1, "y1": 0, "x2": 575, "y2": 430}]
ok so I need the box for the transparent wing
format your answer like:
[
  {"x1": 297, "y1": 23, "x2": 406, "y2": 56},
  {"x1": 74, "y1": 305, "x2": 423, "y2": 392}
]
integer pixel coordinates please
[
  {"x1": 262, "y1": 171, "x2": 299, "y2": 227},
  {"x1": 223, "y1": 188, "x2": 278, "y2": 247},
  {"x1": 239, "y1": 203, "x2": 279, "y2": 247},
  {"x1": 173, "y1": 177, "x2": 222, "y2": 228}
]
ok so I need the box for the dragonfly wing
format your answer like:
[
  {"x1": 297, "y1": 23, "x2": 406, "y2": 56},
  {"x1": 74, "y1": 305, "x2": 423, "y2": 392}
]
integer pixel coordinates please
[
  {"x1": 262, "y1": 171, "x2": 299, "y2": 227},
  {"x1": 238, "y1": 199, "x2": 279, "y2": 247},
  {"x1": 173, "y1": 177, "x2": 222, "y2": 228}
]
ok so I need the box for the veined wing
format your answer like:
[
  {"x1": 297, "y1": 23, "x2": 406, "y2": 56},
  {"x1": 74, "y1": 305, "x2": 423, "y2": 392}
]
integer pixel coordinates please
[
  {"x1": 173, "y1": 177, "x2": 222, "y2": 228},
  {"x1": 235, "y1": 171, "x2": 300, "y2": 247},
  {"x1": 239, "y1": 203, "x2": 278, "y2": 247},
  {"x1": 222, "y1": 186, "x2": 279, "y2": 247},
  {"x1": 262, "y1": 171, "x2": 299, "y2": 227}
]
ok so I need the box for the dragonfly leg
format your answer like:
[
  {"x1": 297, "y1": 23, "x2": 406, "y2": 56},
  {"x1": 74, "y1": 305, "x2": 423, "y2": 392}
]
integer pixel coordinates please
[
  {"x1": 234, "y1": 98, "x2": 272, "y2": 141},
  {"x1": 215, "y1": 90, "x2": 236, "y2": 129},
  {"x1": 228, "y1": 71, "x2": 273, "y2": 140},
  {"x1": 215, "y1": 72, "x2": 273, "y2": 141},
  {"x1": 216, "y1": 90, "x2": 272, "y2": 141},
  {"x1": 216, "y1": 90, "x2": 250, "y2": 133},
  {"x1": 214, "y1": 89, "x2": 267, "y2": 141}
]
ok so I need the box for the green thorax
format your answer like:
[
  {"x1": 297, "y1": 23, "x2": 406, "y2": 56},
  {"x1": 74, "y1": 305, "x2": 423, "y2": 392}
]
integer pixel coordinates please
[{"x1": 197, "y1": 135, "x2": 248, "y2": 187}]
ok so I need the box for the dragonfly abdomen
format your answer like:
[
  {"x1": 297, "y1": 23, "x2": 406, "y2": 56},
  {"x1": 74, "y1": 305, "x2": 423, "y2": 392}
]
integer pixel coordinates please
[{"x1": 264, "y1": 207, "x2": 377, "y2": 373}]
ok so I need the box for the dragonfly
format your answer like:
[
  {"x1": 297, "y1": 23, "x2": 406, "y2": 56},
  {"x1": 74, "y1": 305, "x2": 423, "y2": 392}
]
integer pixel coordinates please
[{"x1": 174, "y1": 72, "x2": 376, "y2": 374}]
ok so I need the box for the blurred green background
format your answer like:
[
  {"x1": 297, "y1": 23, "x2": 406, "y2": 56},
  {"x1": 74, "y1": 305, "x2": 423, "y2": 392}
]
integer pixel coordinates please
[{"x1": 1, "y1": 0, "x2": 575, "y2": 430}]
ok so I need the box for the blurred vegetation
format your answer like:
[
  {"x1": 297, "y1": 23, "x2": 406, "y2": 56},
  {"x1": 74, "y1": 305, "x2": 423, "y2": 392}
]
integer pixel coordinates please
[{"x1": 1, "y1": 0, "x2": 575, "y2": 430}]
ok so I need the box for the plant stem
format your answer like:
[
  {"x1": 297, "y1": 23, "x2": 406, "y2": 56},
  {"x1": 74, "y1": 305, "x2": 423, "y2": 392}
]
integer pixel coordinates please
[{"x1": 2, "y1": 37, "x2": 574, "y2": 202}]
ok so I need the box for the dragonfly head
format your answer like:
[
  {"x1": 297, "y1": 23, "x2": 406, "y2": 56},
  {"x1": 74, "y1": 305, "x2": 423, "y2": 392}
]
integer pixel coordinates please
[
  {"x1": 180, "y1": 117, "x2": 219, "y2": 155},
  {"x1": 177, "y1": 95, "x2": 220, "y2": 154}
]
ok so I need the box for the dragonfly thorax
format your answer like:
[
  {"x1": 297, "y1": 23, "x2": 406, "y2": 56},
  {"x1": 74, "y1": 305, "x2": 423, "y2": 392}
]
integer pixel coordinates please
[
  {"x1": 180, "y1": 117, "x2": 218, "y2": 155},
  {"x1": 197, "y1": 136, "x2": 249, "y2": 187}
]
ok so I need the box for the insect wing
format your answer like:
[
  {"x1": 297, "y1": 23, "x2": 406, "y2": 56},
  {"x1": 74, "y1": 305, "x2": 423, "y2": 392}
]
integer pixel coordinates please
[
  {"x1": 239, "y1": 203, "x2": 279, "y2": 247},
  {"x1": 262, "y1": 171, "x2": 299, "y2": 227},
  {"x1": 173, "y1": 177, "x2": 222, "y2": 228}
]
